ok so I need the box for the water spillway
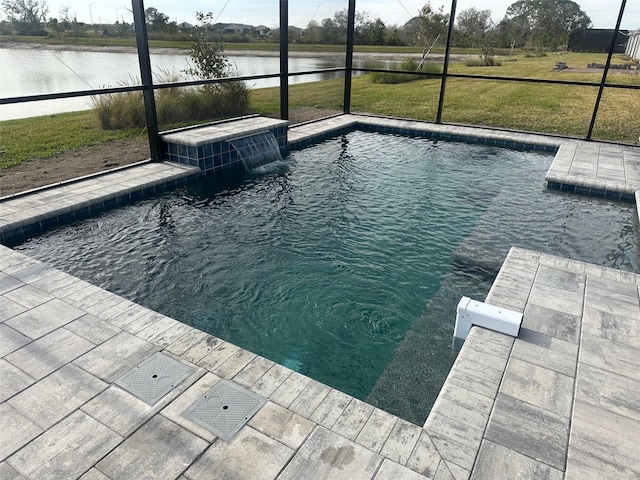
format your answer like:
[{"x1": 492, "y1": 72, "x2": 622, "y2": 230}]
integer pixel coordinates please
[
  {"x1": 160, "y1": 116, "x2": 288, "y2": 175},
  {"x1": 229, "y1": 131, "x2": 283, "y2": 171}
]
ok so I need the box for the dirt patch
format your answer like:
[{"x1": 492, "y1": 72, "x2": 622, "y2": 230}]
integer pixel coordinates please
[
  {"x1": 0, "y1": 138, "x2": 150, "y2": 197},
  {"x1": 0, "y1": 108, "x2": 340, "y2": 197}
]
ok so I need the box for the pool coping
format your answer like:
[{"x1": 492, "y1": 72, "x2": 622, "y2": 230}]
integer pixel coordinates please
[{"x1": 1, "y1": 115, "x2": 640, "y2": 478}]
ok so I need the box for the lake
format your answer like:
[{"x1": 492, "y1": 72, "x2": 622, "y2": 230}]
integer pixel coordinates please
[{"x1": 0, "y1": 47, "x2": 393, "y2": 121}]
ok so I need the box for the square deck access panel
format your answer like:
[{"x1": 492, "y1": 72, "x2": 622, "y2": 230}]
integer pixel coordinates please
[
  {"x1": 114, "y1": 352, "x2": 196, "y2": 405},
  {"x1": 182, "y1": 380, "x2": 267, "y2": 441}
]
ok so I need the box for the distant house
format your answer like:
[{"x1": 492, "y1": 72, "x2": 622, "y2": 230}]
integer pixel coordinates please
[
  {"x1": 568, "y1": 29, "x2": 629, "y2": 53},
  {"x1": 626, "y1": 29, "x2": 640, "y2": 61},
  {"x1": 255, "y1": 25, "x2": 270, "y2": 36},
  {"x1": 223, "y1": 24, "x2": 244, "y2": 35},
  {"x1": 177, "y1": 22, "x2": 193, "y2": 32}
]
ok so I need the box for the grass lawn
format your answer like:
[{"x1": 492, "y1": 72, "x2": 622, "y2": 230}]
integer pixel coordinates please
[
  {"x1": 0, "y1": 111, "x2": 142, "y2": 169},
  {"x1": 250, "y1": 60, "x2": 639, "y2": 143},
  {"x1": 1, "y1": 51, "x2": 638, "y2": 169}
]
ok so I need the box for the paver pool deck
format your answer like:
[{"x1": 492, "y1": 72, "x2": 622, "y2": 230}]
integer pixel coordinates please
[{"x1": 1, "y1": 115, "x2": 639, "y2": 479}]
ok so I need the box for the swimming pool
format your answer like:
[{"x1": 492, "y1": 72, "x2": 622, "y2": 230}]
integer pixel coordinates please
[{"x1": 15, "y1": 131, "x2": 639, "y2": 424}]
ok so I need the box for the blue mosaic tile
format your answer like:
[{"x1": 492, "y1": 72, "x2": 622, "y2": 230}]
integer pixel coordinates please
[
  {"x1": 22, "y1": 222, "x2": 43, "y2": 237},
  {"x1": 0, "y1": 229, "x2": 25, "y2": 246},
  {"x1": 621, "y1": 192, "x2": 634, "y2": 202},
  {"x1": 204, "y1": 157, "x2": 214, "y2": 170},
  {"x1": 40, "y1": 216, "x2": 58, "y2": 230},
  {"x1": 214, "y1": 155, "x2": 223, "y2": 167},
  {"x1": 604, "y1": 190, "x2": 621, "y2": 200},
  {"x1": 547, "y1": 182, "x2": 562, "y2": 191},
  {"x1": 58, "y1": 211, "x2": 76, "y2": 224},
  {"x1": 168, "y1": 143, "x2": 178, "y2": 155},
  {"x1": 89, "y1": 203, "x2": 106, "y2": 214},
  {"x1": 103, "y1": 198, "x2": 118, "y2": 210},
  {"x1": 589, "y1": 188, "x2": 606, "y2": 197},
  {"x1": 74, "y1": 206, "x2": 93, "y2": 220},
  {"x1": 203, "y1": 144, "x2": 213, "y2": 157},
  {"x1": 187, "y1": 146, "x2": 197, "y2": 159},
  {"x1": 129, "y1": 190, "x2": 144, "y2": 201},
  {"x1": 575, "y1": 185, "x2": 591, "y2": 195},
  {"x1": 142, "y1": 186, "x2": 155, "y2": 196}
]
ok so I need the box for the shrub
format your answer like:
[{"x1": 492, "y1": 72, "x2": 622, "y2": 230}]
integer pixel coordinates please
[
  {"x1": 92, "y1": 73, "x2": 251, "y2": 130},
  {"x1": 370, "y1": 60, "x2": 442, "y2": 84},
  {"x1": 524, "y1": 50, "x2": 548, "y2": 58},
  {"x1": 400, "y1": 59, "x2": 420, "y2": 71},
  {"x1": 464, "y1": 56, "x2": 502, "y2": 67}
]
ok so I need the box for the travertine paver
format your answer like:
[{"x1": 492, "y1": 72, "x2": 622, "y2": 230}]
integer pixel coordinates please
[
  {"x1": 5, "y1": 327, "x2": 95, "y2": 380},
  {"x1": 355, "y1": 408, "x2": 398, "y2": 453},
  {"x1": 97, "y1": 415, "x2": 208, "y2": 479},
  {"x1": 184, "y1": 427, "x2": 293, "y2": 480},
  {"x1": 5, "y1": 299, "x2": 84, "y2": 340},
  {"x1": 485, "y1": 393, "x2": 570, "y2": 470},
  {"x1": 499, "y1": 358, "x2": 574, "y2": 417},
  {"x1": 8, "y1": 363, "x2": 106, "y2": 429},
  {"x1": 0, "y1": 358, "x2": 34, "y2": 403},
  {"x1": 6, "y1": 411, "x2": 122, "y2": 480},
  {"x1": 73, "y1": 331, "x2": 159, "y2": 382},
  {"x1": 405, "y1": 430, "x2": 441, "y2": 478},
  {"x1": 569, "y1": 400, "x2": 640, "y2": 473},
  {"x1": 248, "y1": 401, "x2": 315, "y2": 450},
  {"x1": 0, "y1": 403, "x2": 43, "y2": 460},
  {"x1": 0, "y1": 324, "x2": 31, "y2": 357},
  {"x1": 471, "y1": 440, "x2": 563, "y2": 480},
  {"x1": 278, "y1": 427, "x2": 382, "y2": 479},
  {"x1": 331, "y1": 397, "x2": 374, "y2": 441},
  {"x1": 510, "y1": 328, "x2": 578, "y2": 377},
  {"x1": 375, "y1": 459, "x2": 432, "y2": 480}
]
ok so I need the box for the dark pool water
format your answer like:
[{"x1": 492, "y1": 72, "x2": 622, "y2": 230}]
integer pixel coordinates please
[{"x1": 16, "y1": 131, "x2": 639, "y2": 424}]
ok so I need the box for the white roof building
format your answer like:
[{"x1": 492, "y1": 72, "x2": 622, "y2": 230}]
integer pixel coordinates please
[{"x1": 625, "y1": 28, "x2": 640, "y2": 61}]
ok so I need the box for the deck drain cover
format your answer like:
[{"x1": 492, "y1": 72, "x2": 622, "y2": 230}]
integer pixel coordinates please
[
  {"x1": 182, "y1": 380, "x2": 266, "y2": 441},
  {"x1": 114, "y1": 352, "x2": 195, "y2": 405}
]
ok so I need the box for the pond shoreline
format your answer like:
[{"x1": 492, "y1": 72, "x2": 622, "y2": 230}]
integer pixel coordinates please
[{"x1": 0, "y1": 40, "x2": 473, "y2": 61}]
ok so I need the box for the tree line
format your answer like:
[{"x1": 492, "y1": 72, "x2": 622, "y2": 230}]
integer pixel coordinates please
[{"x1": 1, "y1": 0, "x2": 592, "y2": 52}]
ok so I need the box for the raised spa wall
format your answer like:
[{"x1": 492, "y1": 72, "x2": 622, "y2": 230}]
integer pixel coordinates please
[{"x1": 160, "y1": 116, "x2": 289, "y2": 175}]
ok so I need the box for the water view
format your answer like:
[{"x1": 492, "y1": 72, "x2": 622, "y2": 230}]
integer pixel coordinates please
[{"x1": 0, "y1": 46, "x2": 391, "y2": 121}]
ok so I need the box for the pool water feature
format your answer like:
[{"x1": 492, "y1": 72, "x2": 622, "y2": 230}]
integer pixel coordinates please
[
  {"x1": 229, "y1": 132, "x2": 283, "y2": 171},
  {"x1": 15, "y1": 131, "x2": 639, "y2": 425}
]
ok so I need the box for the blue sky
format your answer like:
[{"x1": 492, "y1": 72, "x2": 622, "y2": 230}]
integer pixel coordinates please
[{"x1": 5, "y1": 0, "x2": 639, "y2": 30}]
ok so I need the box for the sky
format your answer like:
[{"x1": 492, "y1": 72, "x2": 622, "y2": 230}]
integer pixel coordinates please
[{"x1": 4, "y1": 0, "x2": 639, "y2": 30}]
